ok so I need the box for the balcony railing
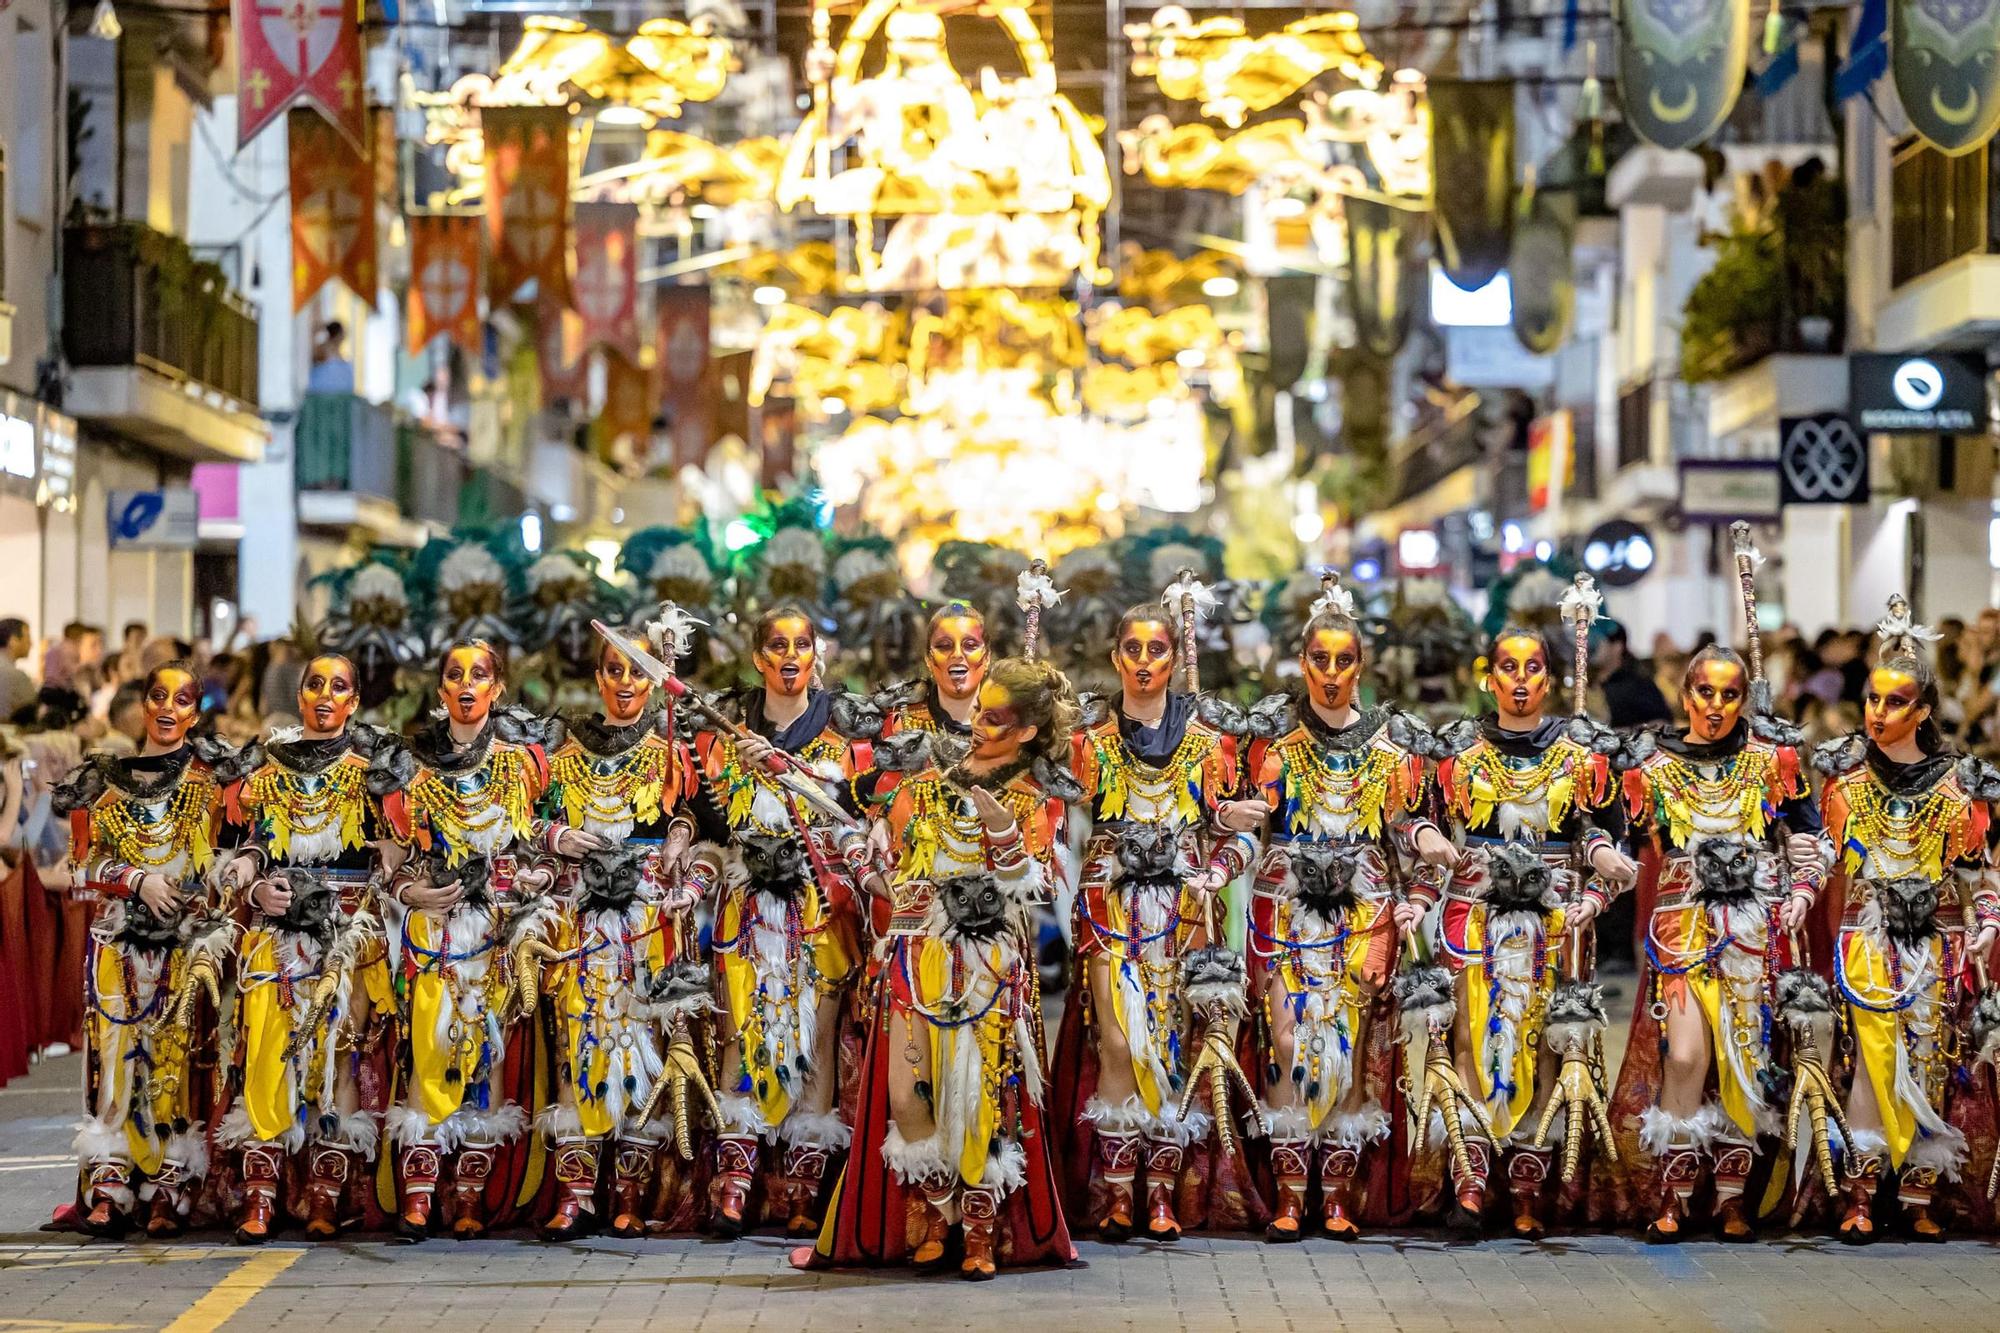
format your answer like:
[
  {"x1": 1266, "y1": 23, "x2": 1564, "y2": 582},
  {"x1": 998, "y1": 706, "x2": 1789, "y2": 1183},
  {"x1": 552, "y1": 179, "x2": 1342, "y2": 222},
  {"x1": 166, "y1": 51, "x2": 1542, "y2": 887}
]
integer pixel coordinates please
[
  {"x1": 1890, "y1": 136, "x2": 1998, "y2": 290},
  {"x1": 399, "y1": 421, "x2": 464, "y2": 529},
  {"x1": 296, "y1": 393, "x2": 397, "y2": 500},
  {"x1": 62, "y1": 223, "x2": 259, "y2": 411}
]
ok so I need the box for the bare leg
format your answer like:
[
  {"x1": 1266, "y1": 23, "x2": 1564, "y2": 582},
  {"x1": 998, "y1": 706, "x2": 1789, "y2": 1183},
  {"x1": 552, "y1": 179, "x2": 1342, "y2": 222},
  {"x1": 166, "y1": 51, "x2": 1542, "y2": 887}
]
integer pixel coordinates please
[{"x1": 1086, "y1": 956, "x2": 1139, "y2": 1107}]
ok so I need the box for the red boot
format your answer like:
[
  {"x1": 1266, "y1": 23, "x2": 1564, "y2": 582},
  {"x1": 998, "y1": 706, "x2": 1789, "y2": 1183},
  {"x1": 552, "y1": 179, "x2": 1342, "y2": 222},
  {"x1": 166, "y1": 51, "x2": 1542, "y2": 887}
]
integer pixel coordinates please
[
  {"x1": 540, "y1": 1139, "x2": 600, "y2": 1240},
  {"x1": 303, "y1": 1143, "x2": 357, "y2": 1239},
  {"x1": 1838, "y1": 1150, "x2": 1883, "y2": 1245},
  {"x1": 778, "y1": 1142, "x2": 831, "y2": 1239},
  {"x1": 1320, "y1": 1145, "x2": 1363, "y2": 1240},
  {"x1": 1711, "y1": 1140, "x2": 1756, "y2": 1242},
  {"x1": 81, "y1": 1160, "x2": 133, "y2": 1237},
  {"x1": 1264, "y1": 1139, "x2": 1309, "y2": 1242},
  {"x1": 1094, "y1": 1132, "x2": 1139, "y2": 1241},
  {"x1": 144, "y1": 1156, "x2": 195, "y2": 1239},
  {"x1": 449, "y1": 1145, "x2": 496, "y2": 1239},
  {"x1": 1507, "y1": 1146, "x2": 1551, "y2": 1240},
  {"x1": 1141, "y1": 1137, "x2": 1183, "y2": 1242},
  {"x1": 608, "y1": 1139, "x2": 658, "y2": 1239},
  {"x1": 234, "y1": 1144, "x2": 283, "y2": 1245},
  {"x1": 709, "y1": 1135, "x2": 759, "y2": 1236},
  {"x1": 1644, "y1": 1143, "x2": 1703, "y2": 1243},
  {"x1": 959, "y1": 1186, "x2": 999, "y2": 1280},
  {"x1": 1453, "y1": 1139, "x2": 1491, "y2": 1223},
  {"x1": 398, "y1": 1142, "x2": 441, "y2": 1240}
]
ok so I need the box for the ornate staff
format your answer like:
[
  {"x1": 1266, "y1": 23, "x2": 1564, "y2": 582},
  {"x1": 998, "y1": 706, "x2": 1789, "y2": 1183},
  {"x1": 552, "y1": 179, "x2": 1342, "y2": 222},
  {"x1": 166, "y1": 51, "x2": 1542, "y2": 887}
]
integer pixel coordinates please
[
  {"x1": 1015, "y1": 558, "x2": 1063, "y2": 662},
  {"x1": 1726, "y1": 520, "x2": 1766, "y2": 697},
  {"x1": 1559, "y1": 573, "x2": 1601, "y2": 719},
  {"x1": 1162, "y1": 566, "x2": 1216, "y2": 694}
]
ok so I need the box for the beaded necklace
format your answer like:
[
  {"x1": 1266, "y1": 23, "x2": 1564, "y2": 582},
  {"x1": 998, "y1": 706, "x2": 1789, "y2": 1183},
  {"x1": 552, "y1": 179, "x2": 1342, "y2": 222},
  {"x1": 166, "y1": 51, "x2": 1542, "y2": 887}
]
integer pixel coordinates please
[
  {"x1": 1836, "y1": 773, "x2": 1967, "y2": 881},
  {"x1": 719, "y1": 734, "x2": 846, "y2": 834},
  {"x1": 1278, "y1": 735, "x2": 1406, "y2": 838},
  {"x1": 407, "y1": 744, "x2": 533, "y2": 865},
  {"x1": 551, "y1": 734, "x2": 674, "y2": 831},
  {"x1": 1088, "y1": 721, "x2": 1214, "y2": 825},
  {"x1": 247, "y1": 755, "x2": 369, "y2": 862},
  {"x1": 1450, "y1": 739, "x2": 1581, "y2": 834},
  {"x1": 92, "y1": 771, "x2": 218, "y2": 876},
  {"x1": 1644, "y1": 746, "x2": 1777, "y2": 847}
]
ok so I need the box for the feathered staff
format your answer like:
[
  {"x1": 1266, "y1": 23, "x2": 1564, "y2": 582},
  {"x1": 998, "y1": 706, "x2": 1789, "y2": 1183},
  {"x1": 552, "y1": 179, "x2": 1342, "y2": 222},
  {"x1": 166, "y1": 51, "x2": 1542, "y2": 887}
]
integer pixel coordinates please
[
  {"x1": 1015, "y1": 558, "x2": 1063, "y2": 662},
  {"x1": 1560, "y1": 573, "x2": 1601, "y2": 720},
  {"x1": 1162, "y1": 566, "x2": 1216, "y2": 694}
]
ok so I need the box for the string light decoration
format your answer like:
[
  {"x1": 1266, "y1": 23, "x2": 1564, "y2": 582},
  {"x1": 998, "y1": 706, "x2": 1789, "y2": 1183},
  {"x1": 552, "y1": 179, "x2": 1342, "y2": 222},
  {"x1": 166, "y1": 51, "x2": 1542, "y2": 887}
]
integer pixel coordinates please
[{"x1": 1124, "y1": 7, "x2": 1381, "y2": 127}]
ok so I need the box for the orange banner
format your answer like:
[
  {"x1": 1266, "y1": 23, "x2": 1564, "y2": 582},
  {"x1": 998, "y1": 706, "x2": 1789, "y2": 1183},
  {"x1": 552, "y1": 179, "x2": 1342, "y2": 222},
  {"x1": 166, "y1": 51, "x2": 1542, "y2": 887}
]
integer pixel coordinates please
[
  {"x1": 234, "y1": 0, "x2": 365, "y2": 149},
  {"x1": 571, "y1": 201, "x2": 639, "y2": 357},
  {"x1": 482, "y1": 106, "x2": 572, "y2": 306},
  {"x1": 655, "y1": 283, "x2": 713, "y2": 473},
  {"x1": 289, "y1": 107, "x2": 377, "y2": 312},
  {"x1": 536, "y1": 295, "x2": 589, "y2": 408},
  {"x1": 593, "y1": 349, "x2": 656, "y2": 473},
  {"x1": 407, "y1": 215, "x2": 483, "y2": 356}
]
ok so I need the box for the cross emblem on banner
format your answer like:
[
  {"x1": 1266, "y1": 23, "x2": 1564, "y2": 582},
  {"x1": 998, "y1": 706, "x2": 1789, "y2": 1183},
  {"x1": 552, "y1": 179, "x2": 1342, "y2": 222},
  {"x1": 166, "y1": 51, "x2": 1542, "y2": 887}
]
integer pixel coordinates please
[
  {"x1": 512, "y1": 181, "x2": 563, "y2": 264},
  {"x1": 297, "y1": 183, "x2": 361, "y2": 265},
  {"x1": 257, "y1": 0, "x2": 342, "y2": 77},
  {"x1": 574, "y1": 248, "x2": 626, "y2": 325},
  {"x1": 421, "y1": 253, "x2": 472, "y2": 322}
]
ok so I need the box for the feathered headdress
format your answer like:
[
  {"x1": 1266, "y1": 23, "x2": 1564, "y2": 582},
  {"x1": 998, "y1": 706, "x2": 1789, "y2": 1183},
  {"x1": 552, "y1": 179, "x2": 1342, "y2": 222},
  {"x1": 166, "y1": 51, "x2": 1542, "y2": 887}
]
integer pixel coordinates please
[
  {"x1": 1876, "y1": 593, "x2": 1941, "y2": 659},
  {"x1": 644, "y1": 601, "x2": 708, "y2": 664},
  {"x1": 1307, "y1": 568, "x2": 1358, "y2": 623}
]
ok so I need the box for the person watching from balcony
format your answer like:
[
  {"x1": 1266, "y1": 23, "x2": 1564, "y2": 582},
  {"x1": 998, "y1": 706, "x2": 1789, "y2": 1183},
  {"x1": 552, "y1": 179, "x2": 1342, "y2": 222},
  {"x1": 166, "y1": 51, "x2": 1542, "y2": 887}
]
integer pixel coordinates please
[
  {"x1": 0, "y1": 620, "x2": 36, "y2": 725},
  {"x1": 307, "y1": 320, "x2": 355, "y2": 395}
]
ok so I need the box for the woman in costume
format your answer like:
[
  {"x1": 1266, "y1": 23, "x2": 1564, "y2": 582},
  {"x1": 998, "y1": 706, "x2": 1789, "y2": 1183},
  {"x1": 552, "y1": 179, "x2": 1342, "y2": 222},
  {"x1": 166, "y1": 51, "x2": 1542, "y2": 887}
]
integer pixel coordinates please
[
  {"x1": 810, "y1": 656, "x2": 1081, "y2": 1278},
  {"x1": 219, "y1": 653, "x2": 410, "y2": 1242},
  {"x1": 864, "y1": 600, "x2": 992, "y2": 752},
  {"x1": 1051, "y1": 577, "x2": 1267, "y2": 1242},
  {"x1": 685, "y1": 604, "x2": 870, "y2": 1238},
  {"x1": 1417, "y1": 597, "x2": 1636, "y2": 1238},
  {"x1": 1813, "y1": 596, "x2": 1999, "y2": 1241},
  {"x1": 380, "y1": 639, "x2": 604, "y2": 1239},
  {"x1": 534, "y1": 611, "x2": 706, "y2": 1240},
  {"x1": 1238, "y1": 576, "x2": 1442, "y2": 1240},
  {"x1": 56, "y1": 661, "x2": 235, "y2": 1236},
  {"x1": 1611, "y1": 529, "x2": 1827, "y2": 1242}
]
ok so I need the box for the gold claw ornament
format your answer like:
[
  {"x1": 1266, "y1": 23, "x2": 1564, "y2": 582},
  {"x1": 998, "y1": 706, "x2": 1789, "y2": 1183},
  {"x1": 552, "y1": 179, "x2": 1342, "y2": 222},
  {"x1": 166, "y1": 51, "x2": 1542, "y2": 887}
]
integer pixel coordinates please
[
  {"x1": 1396, "y1": 965, "x2": 1495, "y2": 1185},
  {"x1": 284, "y1": 969, "x2": 345, "y2": 1065},
  {"x1": 1775, "y1": 970, "x2": 1853, "y2": 1198},
  {"x1": 648, "y1": 1016, "x2": 725, "y2": 1162},
  {"x1": 1176, "y1": 1022, "x2": 1259, "y2": 1159},
  {"x1": 1530, "y1": 984, "x2": 1616, "y2": 1184},
  {"x1": 508, "y1": 936, "x2": 564, "y2": 1023},
  {"x1": 154, "y1": 916, "x2": 236, "y2": 1042}
]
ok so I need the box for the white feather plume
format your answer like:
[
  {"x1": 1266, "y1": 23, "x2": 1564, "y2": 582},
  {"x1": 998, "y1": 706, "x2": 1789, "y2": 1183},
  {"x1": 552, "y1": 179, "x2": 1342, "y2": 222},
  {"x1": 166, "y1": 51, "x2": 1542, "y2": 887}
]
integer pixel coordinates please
[
  {"x1": 1160, "y1": 572, "x2": 1218, "y2": 621},
  {"x1": 1876, "y1": 595, "x2": 1941, "y2": 649},
  {"x1": 1309, "y1": 575, "x2": 1358, "y2": 623},
  {"x1": 645, "y1": 602, "x2": 708, "y2": 662},
  {"x1": 1559, "y1": 574, "x2": 1603, "y2": 625},
  {"x1": 1016, "y1": 567, "x2": 1065, "y2": 614}
]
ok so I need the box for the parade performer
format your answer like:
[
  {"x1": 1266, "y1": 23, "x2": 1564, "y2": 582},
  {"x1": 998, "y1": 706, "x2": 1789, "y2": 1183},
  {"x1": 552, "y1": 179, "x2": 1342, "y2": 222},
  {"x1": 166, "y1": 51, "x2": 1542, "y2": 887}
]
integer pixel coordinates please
[
  {"x1": 535, "y1": 611, "x2": 706, "y2": 1240},
  {"x1": 1418, "y1": 582, "x2": 1635, "y2": 1237},
  {"x1": 219, "y1": 653, "x2": 411, "y2": 1242},
  {"x1": 1237, "y1": 575, "x2": 1441, "y2": 1240},
  {"x1": 380, "y1": 639, "x2": 604, "y2": 1238},
  {"x1": 56, "y1": 661, "x2": 236, "y2": 1236},
  {"x1": 854, "y1": 600, "x2": 993, "y2": 753},
  {"x1": 686, "y1": 604, "x2": 870, "y2": 1238},
  {"x1": 1052, "y1": 575, "x2": 1268, "y2": 1241},
  {"x1": 1812, "y1": 596, "x2": 1999, "y2": 1241},
  {"x1": 810, "y1": 655, "x2": 1081, "y2": 1278},
  {"x1": 1611, "y1": 524, "x2": 1827, "y2": 1242}
]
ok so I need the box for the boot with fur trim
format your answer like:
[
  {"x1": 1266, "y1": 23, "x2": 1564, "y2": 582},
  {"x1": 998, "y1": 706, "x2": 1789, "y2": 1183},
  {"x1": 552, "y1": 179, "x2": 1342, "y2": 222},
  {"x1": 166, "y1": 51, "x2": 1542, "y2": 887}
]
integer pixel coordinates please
[
  {"x1": 397, "y1": 1142, "x2": 443, "y2": 1239},
  {"x1": 709, "y1": 1135, "x2": 760, "y2": 1236},
  {"x1": 776, "y1": 1112, "x2": 849, "y2": 1238},
  {"x1": 76, "y1": 1121, "x2": 134, "y2": 1236},
  {"x1": 1710, "y1": 1137, "x2": 1756, "y2": 1242},
  {"x1": 1639, "y1": 1106, "x2": 1719, "y2": 1243},
  {"x1": 884, "y1": 1127, "x2": 953, "y2": 1269},
  {"x1": 540, "y1": 1138, "x2": 601, "y2": 1240},
  {"x1": 1141, "y1": 1135, "x2": 1185, "y2": 1241},
  {"x1": 234, "y1": 1143, "x2": 284, "y2": 1244},
  {"x1": 143, "y1": 1132, "x2": 207, "y2": 1239},
  {"x1": 1318, "y1": 1106, "x2": 1387, "y2": 1239},
  {"x1": 1083, "y1": 1097, "x2": 1148, "y2": 1241},
  {"x1": 959, "y1": 1185, "x2": 999, "y2": 1280},
  {"x1": 450, "y1": 1144, "x2": 498, "y2": 1239},
  {"x1": 1838, "y1": 1129, "x2": 1886, "y2": 1244},
  {"x1": 609, "y1": 1136, "x2": 661, "y2": 1238}
]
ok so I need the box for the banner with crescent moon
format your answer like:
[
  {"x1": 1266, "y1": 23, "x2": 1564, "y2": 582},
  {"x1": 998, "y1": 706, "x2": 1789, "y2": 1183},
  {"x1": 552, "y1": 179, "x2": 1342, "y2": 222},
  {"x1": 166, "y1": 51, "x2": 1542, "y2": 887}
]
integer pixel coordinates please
[
  {"x1": 571, "y1": 201, "x2": 640, "y2": 358},
  {"x1": 406, "y1": 214, "x2": 483, "y2": 356},
  {"x1": 1428, "y1": 81, "x2": 1515, "y2": 292},
  {"x1": 1893, "y1": 0, "x2": 2000, "y2": 154},
  {"x1": 482, "y1": 106, "x2": 573, "y2": 306},
  {"x1": 1509, "y1": 188, "x2": 1576, "y2": 354},
  {"x1": 288, "y1": 108, "x2": 376, "y2": 312},
  {"x1": 233, "y1": 0, "x2": 365, "y2": 149},
  {"x1": 1345, "y1": 195, "x2": 1425, "y2": 358},
  {"x1": 1614, "y1": 0, "x2": 1750, "y2": 150}
]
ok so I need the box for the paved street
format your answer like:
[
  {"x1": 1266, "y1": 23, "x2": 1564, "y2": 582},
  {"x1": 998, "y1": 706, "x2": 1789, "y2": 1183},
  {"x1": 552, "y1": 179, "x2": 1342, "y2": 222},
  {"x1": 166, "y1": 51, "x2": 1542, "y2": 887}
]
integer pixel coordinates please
[{"x1": 3, "y1": 1056, "x2": 2000, "y2": 1331}]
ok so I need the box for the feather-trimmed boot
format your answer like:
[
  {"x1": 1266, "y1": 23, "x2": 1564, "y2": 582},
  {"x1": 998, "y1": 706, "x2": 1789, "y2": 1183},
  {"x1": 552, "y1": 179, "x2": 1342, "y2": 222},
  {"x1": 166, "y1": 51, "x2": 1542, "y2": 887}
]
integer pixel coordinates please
[
  {"x1": 778, "y1": 1142, "x2": 831, "y2": 1239},
  {"x1": 1900, "y1": 1166, "x2": 1944, "y2": 1241},
  {"x1": 1710, "y1": 1139, "x2": 1756, "y2": 1242},
  {"x1": 1319, "y1": 1145, "x2": 1363, "y2": 1240},
  {"x1": 709, "y1": 1135, "x2": 759, "y2": 1236},
  {"x1": 303, "y1": 1143, "x2": 357, "y2": 1239},
  {"x1": 82, "y1": 1158, "x2": 134, "y2": 1236},
  {"x1": 1645, "y1": 1144, "x2": 1703, "y2": 1242},
  {"x1": 144, "y1": 1157, "x2": 195, "y2": 1239},
  {"x1": 1839, "y1": 1140, "x2": 1884, "y2": 1244},
  {"x1": 959, "y1": 1185, "x2": 999, "y2": 1281},
  {"x1": 1141, "y1": 1136, "x2": 1184, "y2": 1241},
  {"x1": 1264, "y1": 1138, "x2": 1310, "y2": 1242},
  {"x1": 1454, "y1": 1138, "x2": 1492, "y2": 1221},
  {"x1": 397, "y1": 1142, "x2": 442, "y2": 1239},
  {"x1": 540, "y1": 1138, "x2": 600, "y2": 1240},
  {"x1": 449, "y1": 1144, "x2": 496, "y2": 1239},
  {"x1": 608, "y1": 1138, "x2": 659, "y2": 1239},
  {"x1": 234, "y1": 1144, "x2": 284, "y2": 1245},
  {"x1": 1094, "y1": 1131, "x2": 1140, "y2": 1241},
  {"x1": 1506, "y1": 1145, "x2": 1552, "y2": 1240}
]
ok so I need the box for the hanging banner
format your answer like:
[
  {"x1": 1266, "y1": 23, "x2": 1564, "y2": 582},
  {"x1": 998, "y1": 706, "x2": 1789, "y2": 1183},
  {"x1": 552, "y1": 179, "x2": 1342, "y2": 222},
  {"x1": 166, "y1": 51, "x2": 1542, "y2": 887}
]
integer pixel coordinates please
[
  {"x1": 594, "y1": 350, "x2": 657, "y2": 472},
  {"x1": 288, "y1": 108, "x2": 377, "y2": 312},
  {"x1": 755, "y1": 395, "x2": 798, "y2": 490},
  {"x1": 1344, "y1": 195, "x2": 1424, "y2": 358},
  {"x1": 482, "y1": 106, "x2": 572, "y2": 306},
  {"x1": 406, "y1": 214, "x2": 482, "y2": 356},
  {"x1": 372, "y1": 105, "x2": 400, "y2": 209},
  {"x1": 1264, "y1": 275, "x2": 1316, "y2": 387},
  {"x1": 1614, "y1": 0, "x2": 1750, "y2": 150},
  {"x1": 572, "y1": 201, "x2": 640, "y2": 357},
  {"x1": 1509, "y1": 188, "x2": 1576, "y2": 354},
  {"x1": 1892, "y1": 0, "x2": 2000, "y2": 154},
  {"x1": 1428, "y1": 81, "x2": 1515, "y2": 292},
  {"x1": 535, "y1": 295, "x2": 589, "y2": 408},
  {"x1": 233, "y1": 0, "x2": 365, "y2": 150},
  {"x1": 656, "y1": 283, "x2": 714, "y2": 473}
]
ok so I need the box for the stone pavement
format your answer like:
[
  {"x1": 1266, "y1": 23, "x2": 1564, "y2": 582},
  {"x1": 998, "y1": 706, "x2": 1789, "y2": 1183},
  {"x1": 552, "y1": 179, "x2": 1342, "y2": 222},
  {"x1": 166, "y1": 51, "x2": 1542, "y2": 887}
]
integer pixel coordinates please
[{"x1": 3, "y1": 1055, "x2": 1998, "y2": 1333}]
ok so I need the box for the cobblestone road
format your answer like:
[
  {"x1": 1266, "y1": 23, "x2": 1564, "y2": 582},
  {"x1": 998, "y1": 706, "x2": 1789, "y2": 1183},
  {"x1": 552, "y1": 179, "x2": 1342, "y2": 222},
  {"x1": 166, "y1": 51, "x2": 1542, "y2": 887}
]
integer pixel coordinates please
[{"x1": 4, "y1": 1054, "x2": 1999, "y2": 1332}]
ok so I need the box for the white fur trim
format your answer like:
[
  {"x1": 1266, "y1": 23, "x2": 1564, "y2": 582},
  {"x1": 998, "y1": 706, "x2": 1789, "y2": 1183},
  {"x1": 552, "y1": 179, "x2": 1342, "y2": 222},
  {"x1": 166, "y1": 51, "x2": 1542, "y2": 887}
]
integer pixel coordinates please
[
  {"x1": 1638, "y1": 1105, "x2": 1721, "y2": 1156},
  {"x1": 72, "y1": 1118, "x2": 130, "y2": 1164},
  {"x1": 218, "y1": 1104, "x2": 305, "y2": 1152},
  {"x1": 1148, "y1": 1104, "x2": 1212, "y2": 1146},
  {"x1": 718, "y1": 1094, "x2": 777, "y2": 1142},
  {"x1": 1259, "y1": 1103, "x2": 1314, "y2": 1140},
  {"x1": 779, "y1": 1110, "x2": 851, "y2": 1150},
  {"x1": 981, "y1": 1139, "x2": 1028, "y2": 1193},
  {"x1": 386, "y1": 1104, "x2": 451, "y2": 1151},
  {"x1": 1081, "y1": 1094, "x2": 1150, "y2": 1137},
  {"x1": 1318, "y1": 1104, "x2": 1391, "y2": 1151},
  {"x1": 320, "y1": 1111, "x2": 380, "y2": 1155},
  {"x1": 881, "y1": 1125, "x2": 950, "y2": 1185},
  {"x1": 1842, "y1": 1126, "x2": 1888, "y2": 1158},
  {"x1": 536, "y1": 1104, "x2": 586, "y2": 1143},
  {"x1": 633, "y1": 1116, "x2": 675, "y2": 1144},
  {"x1": 1904, "y1": 1129, "x2": 1967, "y2": 1178},
  {"x1": 452, "y1": 1102, "x2": 529, "y2": 1146},
  {"x1": 162, "y1": 1128, "x2": 210, "y2": 1182}
]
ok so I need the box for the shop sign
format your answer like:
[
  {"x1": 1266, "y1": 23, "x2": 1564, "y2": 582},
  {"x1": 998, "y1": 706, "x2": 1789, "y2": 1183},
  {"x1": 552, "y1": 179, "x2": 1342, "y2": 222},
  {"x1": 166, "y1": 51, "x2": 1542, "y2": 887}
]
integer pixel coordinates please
[
  {"x1": 1678, "y1": 459, "x2": 1780, "y2": 522},
  {"x1": 1778, "y1": 412, "x2": 1869, "y2": 505},
  {"x1": 37, "y1": 408, "x2": 75, "y2": 510},
  {"x1": 109, "y1": 488, "x2": 200, "y2": 549},
  {"x1": 1850, "y1": 352, "x2": 1985, "y2": 435},
  {"x1": 1581, "y1": 518, "x2": 1655, "y2": 588}
]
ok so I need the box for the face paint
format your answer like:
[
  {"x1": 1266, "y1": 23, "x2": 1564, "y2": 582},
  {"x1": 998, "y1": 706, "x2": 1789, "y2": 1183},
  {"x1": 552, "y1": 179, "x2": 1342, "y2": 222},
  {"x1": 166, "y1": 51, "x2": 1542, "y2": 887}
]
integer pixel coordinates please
[
  {"x1": 1113, "y1": 618, "x2": 1176, "y2": 702},
  {"x1": 927, "y1": 612, "x2": 989, "y2": 703},
  {"x1": 298, "y1": 655, "x2": 359, "y2": 738},
  {"x1": 438, "y1": 645, "x2": 503, "y2": 727},
  {"x1": 1682, "y1": 658, "x2": 1746, "y2": 744},
  {"x1": 1864, "y1": 665, "x2": 1929, "y2": 750},
  {"x1": 1488, "y1": 633, "x2": 1550, "y2": 722},
  {"x1": 754, "y1": 614, "x2": 816, "y2": 698},
  {"x1": 1300, "y1": 627, "x2": 1364, "y2": 711},
  {"x1": 144, "y1": 667, "x2": 200, "y2": 749},
  {"x1": 596, "y1": 645, "x2": 654, "y2": 724},
  {"x1": 969, "y1": 680, "x2": 1037, "y2": 765}
]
